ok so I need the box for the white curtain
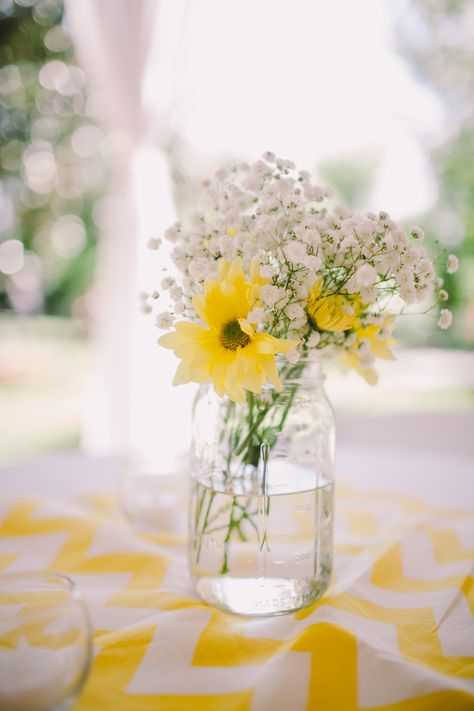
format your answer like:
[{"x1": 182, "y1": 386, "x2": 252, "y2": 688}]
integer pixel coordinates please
[{"x1": 65, "y1": 0, "x2": 194, "y2": 473}]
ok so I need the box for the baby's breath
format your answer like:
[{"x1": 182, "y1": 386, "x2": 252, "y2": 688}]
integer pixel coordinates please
[{"x1": 153, "y1": 153, "x2": 450, "y2": 381}]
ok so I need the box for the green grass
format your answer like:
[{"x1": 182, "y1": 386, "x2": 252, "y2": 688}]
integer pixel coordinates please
[{"x1": 0, "y1": 315, "x2": 87, "y2": 464}]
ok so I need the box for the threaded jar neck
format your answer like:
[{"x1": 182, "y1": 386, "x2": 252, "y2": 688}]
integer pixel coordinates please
[{"x1": 275, "y1": 354, "x2": 325, "y2": 388}]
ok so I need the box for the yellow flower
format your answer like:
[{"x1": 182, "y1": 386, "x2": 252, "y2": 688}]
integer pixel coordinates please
[
  {"x1": 341, "y1": 317, "x2": 396, "y2": 384},
  {"x1": 306, "y1": 280, "x2": 361, "y2": 332},
  {"x1": 159, "y1": 258, "x2": 298, "y2": 403},
  {"x1": 355, "y1": 319, "x2": 396, "y2": 360}
]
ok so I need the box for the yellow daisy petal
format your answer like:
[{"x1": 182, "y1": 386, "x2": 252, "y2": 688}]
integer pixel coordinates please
[
  {"x1": 307, "y1": 281, "x2": 361, "y2": 332},
  {"x1": 260, "y1": 355, "x2": 282, "y2": 390},
  {"x1": 159, "y1": 257, "x2": 295, "y2": 403},
  {"x1": 254, "y1": 333, "x2": 299, "y2": 355}
]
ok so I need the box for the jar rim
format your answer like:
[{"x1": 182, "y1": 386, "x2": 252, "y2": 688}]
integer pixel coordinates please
[{"x1": 275, "y1": 353, "x2": 325, "y2": 381}]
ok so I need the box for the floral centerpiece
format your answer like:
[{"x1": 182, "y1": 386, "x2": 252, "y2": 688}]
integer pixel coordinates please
[{"x1": 149, "y1": 152, "x2": 455, "y2": 615}]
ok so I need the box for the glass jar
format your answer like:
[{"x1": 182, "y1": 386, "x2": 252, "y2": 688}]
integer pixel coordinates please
[
  {"x1": 189, "y1": 358, "x2": 335, "y2": 616},
  {"x1": 0, "y1": 572, "x2": 92, "y2": 711}
]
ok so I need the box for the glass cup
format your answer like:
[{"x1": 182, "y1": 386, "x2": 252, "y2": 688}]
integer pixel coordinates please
[{"x1": 0, "y1": 572, "x2": 92, "y2": 711}]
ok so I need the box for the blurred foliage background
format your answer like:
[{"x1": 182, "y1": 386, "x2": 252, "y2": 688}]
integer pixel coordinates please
[
  {"x1": 0, "y1": 0, "x2": 104, "y2": 317},
  {"x1": 1, "y1": 0, "x2": 473, "y2": 343},
  {"x1": 394, "y1": 0, "x2": 474, "y2": 347},
  {"x1": 0, "y1": 0, "x2": 105, "y2": 461},
  {"x1": 0, "y1": 0, "x2": 473, "y2": 463}
]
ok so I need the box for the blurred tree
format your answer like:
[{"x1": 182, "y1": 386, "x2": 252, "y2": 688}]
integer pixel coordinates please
[
  {"x1": 0, "y1": 0, "x2": 106, "y2": 316},
  {"x1": 396, "y1": 0, "x2": 473, "y2": 123},
  {"x1": 395, "y1": 0, "x2": 474, "y2": 346}
]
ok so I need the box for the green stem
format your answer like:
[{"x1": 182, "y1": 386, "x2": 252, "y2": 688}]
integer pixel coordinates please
[
  {"x1": 194, "y1": 360, "x2": 311, "y2": 575},
  {"x1": 195, "y1": 488, "x2": 216, "y2": 563}
]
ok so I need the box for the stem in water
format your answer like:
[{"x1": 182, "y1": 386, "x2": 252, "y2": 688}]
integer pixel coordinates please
[{"x1": 258, "y1": 442, "x2": 270, "y2": 558}]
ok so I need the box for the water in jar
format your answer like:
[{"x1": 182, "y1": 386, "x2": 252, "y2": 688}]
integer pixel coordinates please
[{"x1": 189, "y1": 461, "x2": 334, "y2": 615}]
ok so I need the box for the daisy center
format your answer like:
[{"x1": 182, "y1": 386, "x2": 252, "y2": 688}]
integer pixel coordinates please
[{"x1": 220, "y1": 320, "x2": 251, "y2": 350}]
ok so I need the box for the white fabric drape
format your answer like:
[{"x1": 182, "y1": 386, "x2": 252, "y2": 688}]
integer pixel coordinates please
[{"x1": 65, "y1": 0, "x2": 193, "y2": 471}]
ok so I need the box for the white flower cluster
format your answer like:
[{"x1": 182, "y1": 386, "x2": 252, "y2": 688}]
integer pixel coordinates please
[
  {"x1": 152, "y1": 153, "x2": 452, "y2": 357},
  {"x1": 437, "y1": 308, "x2": 453, "y2": 330}
]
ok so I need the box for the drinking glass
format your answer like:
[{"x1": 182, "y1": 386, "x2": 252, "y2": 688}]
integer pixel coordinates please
[{"x1": 0, "y1": 572, "x2": 92, "y2": 711}]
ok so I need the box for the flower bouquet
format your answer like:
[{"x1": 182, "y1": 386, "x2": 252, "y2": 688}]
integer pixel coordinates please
[{"x1": 149, "y1": 152, "x2": 455, "y2": 614}]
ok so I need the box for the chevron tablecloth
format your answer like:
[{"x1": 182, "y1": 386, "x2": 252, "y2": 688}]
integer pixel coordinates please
[{"x1": 0, "y1": 445, "x2": 473, "y2": 711}]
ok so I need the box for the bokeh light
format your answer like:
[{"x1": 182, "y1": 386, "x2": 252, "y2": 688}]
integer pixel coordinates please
[
  {"x1": 0, "y1": 0, "x2": 107, "y2": 316},
  {"x1": 0, "y1": 239, "x2": 24, "y2": 275},
  {"x1": 51, "y1": 215, "x2": 85, "y2": 258}
]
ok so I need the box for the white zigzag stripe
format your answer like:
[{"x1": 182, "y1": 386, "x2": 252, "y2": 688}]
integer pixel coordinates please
[
  {"x1": 127, "y1": 607, "x2": 311, "y2": 704},
  {"x1": 402, "y1": 532, "x2": 473, "y2": 579},
  {"x1": 0, "y1": 532, "x2": 68, "y2": 572},
  {"x1": 358, "y1": 636, "x2": 474, "y2": 707}
]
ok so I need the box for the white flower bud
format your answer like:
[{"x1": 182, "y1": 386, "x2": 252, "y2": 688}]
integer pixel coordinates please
[
  {"x1": 285, "y1": 303, "x2": 305, "y2": 320},
  {"x1": 307, "y1": 332, "x2": 321, "y2": 348},
  {"x1": 260, "y1": 284, "x2": 283, "y2": 306},
  {"x1": 355, "y1": 263, "x2": 377, "y2": 288},
  {"x1": 437, "y1": 308, "x2": 453, "y2": 330},
  {"x1": 357, "y1": 338, "x2": 370, "y2": 354},
  {"x1": 292, "y1": 316, "x2": 308, "y2": 329},
  {"x1": 286, "y1": 349, "x2": 300, "y2": 364},
  {"x1": 260, "y1": 265, "x2": 278, "y2": 279},
  {"x1": 304, "y1": 254, "x2": 322, "y2": 270},
  {"x1": 165, "y1": 225, "x2": 180, "y2": 242},
  {"x1": 248, "y1": 307, "x2": 265, "y2": 324},
  {"x1": 169, "y1": 286, "x2": 183, "y2": 301},
  {"x1": 188, "y1": 258, "x2": 210, "y2": 280},
  {"x1": 155, "y1": 312, "x2": 174, "y2": 329},
  {"x1": 284, "y1": 240, "x2": 307, "y2": 264},
  {"x1": 161, "y1": 276, "x2": 175, "y2": 290},
  {"x1": 447, "y1": 254, "x2": 459, "y2": 274},
  {"x1": 410, "y1": 226, "x2": 424, "y2": 240}
]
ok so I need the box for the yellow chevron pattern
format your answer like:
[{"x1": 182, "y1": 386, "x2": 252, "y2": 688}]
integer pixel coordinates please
[{"x1": 0, "y1": 484, "x2": 473, "y2": 711}]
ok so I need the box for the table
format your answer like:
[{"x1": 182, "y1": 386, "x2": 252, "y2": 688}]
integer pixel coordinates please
[{"x1": 1, "y1": 443, "x2": 473, "y2": 710}]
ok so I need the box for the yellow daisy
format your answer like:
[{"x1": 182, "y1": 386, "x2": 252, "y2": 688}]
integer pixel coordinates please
[
  {"x1": 307, "y1": 280, "x2": 361, "y2": 332},
  {"x1": 341, "y1": 316, "x2": 396, "y2": 384},
  {"x1": 159, "y1": 258, "x2": 298, "y2": 403}
]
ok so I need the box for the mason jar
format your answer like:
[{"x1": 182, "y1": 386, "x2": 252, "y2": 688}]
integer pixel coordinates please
[{"x1": 189, "y1": 357, "x2": 335, "y2": 615}]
